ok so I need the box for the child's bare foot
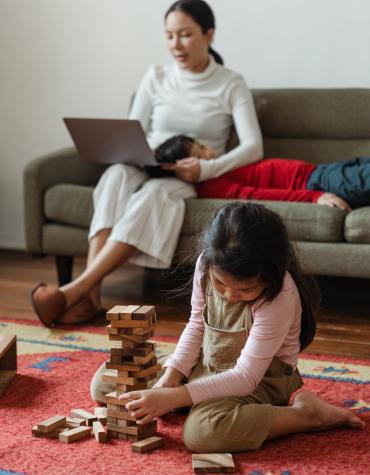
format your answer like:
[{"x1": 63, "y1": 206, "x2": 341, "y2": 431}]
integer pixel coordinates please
[{"x1": 292, "y1": 390, "x2": 366, "y2": 431}]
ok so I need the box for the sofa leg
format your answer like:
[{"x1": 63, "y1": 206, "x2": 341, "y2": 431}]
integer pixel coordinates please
[{"x1": 55, "y1": 255, "x2": 74, "y2": 286}]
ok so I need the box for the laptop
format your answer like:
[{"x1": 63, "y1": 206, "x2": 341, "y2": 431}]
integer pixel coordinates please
[{"x1": 63, "y1": 118, "x2": 158, "y2": 167}]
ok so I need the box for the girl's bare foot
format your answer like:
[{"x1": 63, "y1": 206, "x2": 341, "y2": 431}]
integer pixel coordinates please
[{"x1": 292, "y1": 390, "x2": 366, "y2": 431}]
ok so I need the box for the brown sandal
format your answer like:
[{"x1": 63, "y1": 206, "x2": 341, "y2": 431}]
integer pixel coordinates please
[
  {"x1": 57, "y1": 296, "x2": 106, "y2": 325},
  {"x1": 30, "y1": 283, "x2": 66, "y2": 328}
]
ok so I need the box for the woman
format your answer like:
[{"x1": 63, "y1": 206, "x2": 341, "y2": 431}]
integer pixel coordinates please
[{"x1": 31, "y1": 0, "x2": 263, "y2": 327}]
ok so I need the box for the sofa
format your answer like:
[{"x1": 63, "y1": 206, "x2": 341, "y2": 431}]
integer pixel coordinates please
[{"x1": 23, "y1": 89, "x2": 370, "y2": 286}]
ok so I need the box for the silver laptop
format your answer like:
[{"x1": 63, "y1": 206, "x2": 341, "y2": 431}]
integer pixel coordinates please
[{"x1": 63, "y1": 118, "x2": 157, "y2": 167}]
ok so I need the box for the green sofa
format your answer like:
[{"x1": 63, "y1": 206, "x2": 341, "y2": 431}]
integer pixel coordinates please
[{"x1": 24, "y1": 89, "x2": 370, "y2": 285}]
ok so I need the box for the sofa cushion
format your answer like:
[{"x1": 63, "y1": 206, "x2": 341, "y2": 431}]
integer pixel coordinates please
[
  {"x1": 182, "y1": 199, "x2": 346, "y2": 242},
  {"x1": 344, "y1": 207, "x2": 370, "y2": 243},
  {"x1": 45, "y1": 185, "x2": 346, "y2": 243},
  {"x1": 44, "y1": 184, "x2": 93, "y2": 229}
]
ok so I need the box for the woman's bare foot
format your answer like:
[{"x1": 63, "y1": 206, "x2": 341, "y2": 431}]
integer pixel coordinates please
[{"x1": 292, "y1": 390, "x2": 366, "y2": 431}]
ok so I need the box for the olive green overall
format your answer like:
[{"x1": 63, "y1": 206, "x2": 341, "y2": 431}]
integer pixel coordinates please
[{"x1": 182, "y1": 285, "x2": 303, "y2": 452}]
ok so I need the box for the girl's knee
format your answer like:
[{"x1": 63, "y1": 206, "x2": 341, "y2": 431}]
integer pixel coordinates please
[{"x1": 183, "y1": 413, "x2": 214, "y2": 452}]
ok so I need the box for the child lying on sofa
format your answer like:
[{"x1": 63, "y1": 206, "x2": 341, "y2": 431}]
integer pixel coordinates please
[{"x1": 152, "y1": 134, "x2": 370, "y2": 210}]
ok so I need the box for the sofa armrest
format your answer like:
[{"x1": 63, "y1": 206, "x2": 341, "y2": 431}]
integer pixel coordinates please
[{"x1": 23, "y1": 147, "x2": 107, "y2": 253}]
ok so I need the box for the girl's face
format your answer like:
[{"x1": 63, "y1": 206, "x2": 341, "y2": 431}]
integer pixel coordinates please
[
  {"x1": 210, "y1": 266, "x2": 266, "y2": 303},
  {"x1": 165, "y1": 11, "x2": 214, "y2": 72},
  {"x1": 190, "y1": 141, "x2": 217, "y2": 160}
]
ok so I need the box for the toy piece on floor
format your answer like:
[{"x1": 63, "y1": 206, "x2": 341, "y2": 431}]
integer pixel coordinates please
[
  {"x1": 70, "y1": 408, "x2": 97, "y2": 426},
  {"x1": 192, "y1": 453, "x2": 235, "y2": 474},
  {"x1": 59, "y1": 426, "x2": 92, "y2": 443},
  {"x1": 32, "y1": 425, "x2": 69, "y2": 439},
  {"x1": 37, "y1": 415, "x2": 66, "y2": 433},
  {"x1": 131, "y1": 436, "x2": 164, "y2": 453},
  {"x1": 0, "y1": 334, "x2": 17, "y2": 397},
  {"x1": 105, "y1": 305, "x2": 160, "y2": 442},
  {"x1": 93, "y1": 420, "x2": 107, "y2": 443}
]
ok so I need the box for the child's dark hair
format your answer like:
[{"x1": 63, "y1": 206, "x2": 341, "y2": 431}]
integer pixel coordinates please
[
  {"x1": 199, "y1": 202, "x2": 319, "y2": 351},
  {"x1": 165, "y1": 0, "x2": 224, "y2": 65},
  {"x1": 155, "y1": 135, "x2": 194, "y2": 164}
]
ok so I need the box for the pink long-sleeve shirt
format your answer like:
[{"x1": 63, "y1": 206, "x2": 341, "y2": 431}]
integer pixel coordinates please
[{"x1": 164, "y1": 257, "x2": 302, "y2": 405}]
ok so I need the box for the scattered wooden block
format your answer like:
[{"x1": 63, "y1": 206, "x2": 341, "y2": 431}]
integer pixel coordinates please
[
  {"x1": 32, "y1": 425, "x2": 69, "y2": 439},
  {"x1": 37, "y1": 415, "x2": 66, "y2": 433},
  {"x1": 94, "y1": 407, "x2": 107, "y2": 425},
  {"x1": 59, "y1": 426, "x2": 92, "y2": 443},
  {"x1": 65, "y1": 417, "x2": 87, "y2": 428},
  {"x1": 70, "y1": 409, "x2": 97, "y2": 426},
  {"x1": 93, "y1": 421, "x2": 107, "y2": 443},
  {"x1": 192, "y1": 454, "x2": 235, "y2": 473},
  {"x1": 131, "y1": 436, "x2": 164, "y2": 453},
  {"x1": 0, "y1": 334, "x2": 17, "y2": 397}
]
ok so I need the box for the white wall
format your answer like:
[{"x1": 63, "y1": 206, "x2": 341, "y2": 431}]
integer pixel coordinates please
[{"x1": 1, "y1": 0, "x2": 369, "y2": 250}]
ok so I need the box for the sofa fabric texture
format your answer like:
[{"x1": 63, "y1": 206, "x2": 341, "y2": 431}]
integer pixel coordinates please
[{"x1": 24, "y1": 89, "x2": 370, "y2": 279}]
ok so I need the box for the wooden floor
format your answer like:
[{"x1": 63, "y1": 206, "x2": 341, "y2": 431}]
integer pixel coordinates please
[{"x1": 0, "y1": 250, "x2": 369, "y2": 359}]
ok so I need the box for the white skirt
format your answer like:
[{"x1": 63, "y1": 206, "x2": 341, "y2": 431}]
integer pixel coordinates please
[{"x1": 89, "y1": 164, "x2": 196, "y2": 269}]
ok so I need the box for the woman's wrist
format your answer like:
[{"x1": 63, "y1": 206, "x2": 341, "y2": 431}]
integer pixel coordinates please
[{"x1": 164, "y1": 366, "x2": 186, "y2": 382}]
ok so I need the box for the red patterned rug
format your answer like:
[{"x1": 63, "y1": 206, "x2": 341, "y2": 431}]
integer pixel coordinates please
[{"x1": 0, "y1": 317, "x2": 369, "y2": 475}]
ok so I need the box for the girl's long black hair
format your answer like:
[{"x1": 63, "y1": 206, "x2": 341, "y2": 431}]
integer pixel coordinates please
[
  {"x1": 165, "y1": 0, "x2": 224, "y2": 65},
  {"x1": 198, "y1": 202, "x2": 319, "y2": 351}
]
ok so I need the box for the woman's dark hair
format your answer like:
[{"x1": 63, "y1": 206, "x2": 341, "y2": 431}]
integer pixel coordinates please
[
  {"x1": 155, "y1": 135, "x2": 194, "y2": 163},
  {"x1": 165, "y1": 0, "x2": 224, "y2": 65},
  {"x1": 198, "y1": 202, "x2": 319, "y2": 351}
]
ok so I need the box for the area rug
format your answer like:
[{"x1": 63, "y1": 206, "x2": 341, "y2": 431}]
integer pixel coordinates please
[{"x1": 0, "y1": 316, "x2": 369, "y2": 475}]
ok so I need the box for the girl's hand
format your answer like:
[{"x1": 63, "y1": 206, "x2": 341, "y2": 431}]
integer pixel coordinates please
[
  {"x1": 119, "y1": 386, "x2": 192, "y2": 425},
  {"x1": 153, "y1": 367, "x2": 185, "y2": 389},
  {"x1": 317, "y1": 192, "x2": 352, "y2": 211},
  {"x1": 161, "y1": 157, "x2": 201, "y2": 183}
]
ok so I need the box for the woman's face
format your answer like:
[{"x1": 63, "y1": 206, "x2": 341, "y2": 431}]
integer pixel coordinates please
[
  {"x1": 165, "y1": 11, "x2": 214, "y2": 72},
  {"x1": 210, "y1": 266, "x2": 266, "y2": 303}
]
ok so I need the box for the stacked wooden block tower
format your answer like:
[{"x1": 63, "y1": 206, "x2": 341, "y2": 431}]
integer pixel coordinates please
[{"x1": 103, "y1": 305, "x2": 161, "y2": 441}]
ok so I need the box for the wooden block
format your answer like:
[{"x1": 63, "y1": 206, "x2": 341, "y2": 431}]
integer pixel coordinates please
[
  {"x1": 59, "y1": 426, "x2": 92, "y2": 443},
  {"x1": 106, "y1": 305, "x2": 125, "y2": 321},
  {"x1": 106, "y1": 362, "x2": 145, "y2": 372},
  {"x1": 133, "y1": 351, "x2": 156, "y2": 365},
  {"x1": 111, "y1": 347, "x2": 134, "y2": 358},
  {"x1": 32, "y1": 425, "x2": 69, "y2": 439},
  {"x1": 107, "y1": 408, "x2": 136, "y2": 422},
  {"x1": 192, "y1": 454, "x2": 235, "y2": 473},
  {"x1": 107, "y1": 420, "x2": 156, "y2": 437},
  {"x1": 106, "y1": 391, "x2": 136, "y2": 406},
  {"x1": 116, "y1": 382, "x2": 148, "y2": 392},
  {"x1": 65, "y1": 417, "x2": 87, "y2": 428},
  {"x1": 108, "y1": 333, "x2": 147, "y2": 344},
  {"x1": 134, "y1": 342, "x2": 155, "y2": 356},
  {"x1": 0, "y1": 334, "x2": 17, "y2": 370},
  {"x1": 93, "y1": 421, "x2": 107, "y2": 442},
  {"x1": 116, "y1": 432, "x2": 128, "y2": 440},
  {"x1": 132, "y1": 306, "x2": 156, "y2": 321},
  {"x1": 94, "y1": 407, "x2": 107, "y2": 425},
  {"x1": 132, "y1": 436, "x2": 164, "y2": 453},
  {"x1": 111, "y1": 319, "x2": 151, "y2": 329},
  {"x1": 102, "y1": 371, "x2": 138, "y2": 386},
  {"x1": 37, "y1": 415, "x2": 66, "y2": 433},
  {"x1": 132, "y1": 325, "x2": 155, "y2": 336},
  {"x1": 70, "y1": 409, "x2": 97, "y2": 426},
  {"x1": 134, "y1": 364, "x2": 161, "y2": 379}
]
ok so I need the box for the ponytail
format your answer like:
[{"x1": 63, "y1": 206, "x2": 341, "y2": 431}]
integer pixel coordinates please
[{"x1": 208, "y1": 46, "x2": 223, "y2": 65}]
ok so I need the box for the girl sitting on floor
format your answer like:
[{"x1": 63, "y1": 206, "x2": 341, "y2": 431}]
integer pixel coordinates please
[{"x1": 91, "y1": 202, "x2": 365, "y2": 452}]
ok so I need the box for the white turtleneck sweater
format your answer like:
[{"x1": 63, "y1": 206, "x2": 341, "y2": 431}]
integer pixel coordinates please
[{"x1": 129, "y1": 56, "x2": 263, "y2": 182}]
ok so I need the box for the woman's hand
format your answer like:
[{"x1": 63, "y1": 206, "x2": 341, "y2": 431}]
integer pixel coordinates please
[
  {"x1": 161, "y1": 157, "x2": 201, "y2": 183},
  {"x1": 317, "y1": 192, "x2": 352, "y2": 211},
  {"x1": 119, "y1": 386, "x2": 192, "y2": 425},
  {"x1": 153, "y1": 367, "x2": 185, "y2": 389}
]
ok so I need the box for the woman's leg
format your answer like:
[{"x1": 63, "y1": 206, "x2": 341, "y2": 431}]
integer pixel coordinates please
[
  {"x1": 60, "y1": 240, "x2": 137, "y2": 308},
  {"x1": 86, "y1": 228, "x2": 111, "y2": 308}
]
